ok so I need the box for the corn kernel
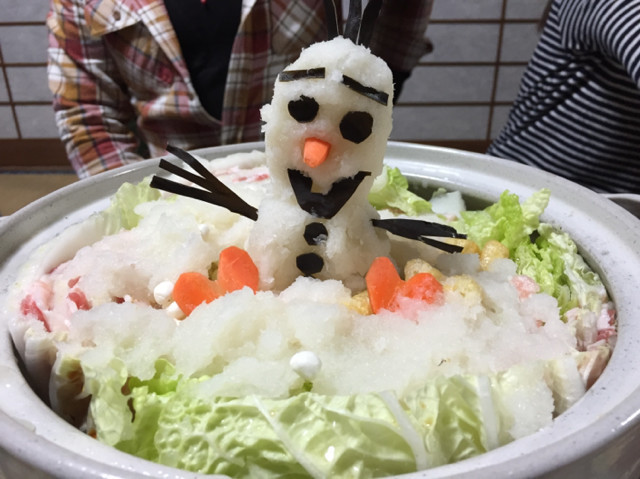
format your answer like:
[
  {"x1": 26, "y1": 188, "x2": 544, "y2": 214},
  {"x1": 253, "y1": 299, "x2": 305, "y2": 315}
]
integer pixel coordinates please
[
  {"x1": 404, "y1": 258, "x2": 445, "y2": 281},
  {"x1": 480, "y1": 240, "x2": 510, "y2": 270},
  {"x1": 347, "y1": 290, "x2": 372, "y2": 315},
  {"x1": 445, "y1": 238, "x2": 481, "y2": 254},
  {"x1": 443, "y1": 274, "x2": 483, "y2": 307}
]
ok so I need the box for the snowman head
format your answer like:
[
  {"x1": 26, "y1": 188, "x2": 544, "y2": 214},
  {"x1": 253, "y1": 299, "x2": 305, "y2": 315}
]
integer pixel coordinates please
[{"x1": 262, "y1": 35, "x2": 393, "y2": 195}]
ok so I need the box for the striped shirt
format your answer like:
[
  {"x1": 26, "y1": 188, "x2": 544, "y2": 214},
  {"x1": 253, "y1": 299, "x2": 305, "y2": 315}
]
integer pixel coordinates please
[
  {"x1": 47, "y1": 0, "x2": 432, "y2": 178},
  {"x1": 488, "y1": 0, "x2": 640, "y2": 194}
]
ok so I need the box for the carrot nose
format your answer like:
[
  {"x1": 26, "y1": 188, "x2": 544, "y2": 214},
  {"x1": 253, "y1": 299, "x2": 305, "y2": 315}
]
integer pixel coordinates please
[{"x1": 303, "y1": 137, "x2": 331, "y2": 168}]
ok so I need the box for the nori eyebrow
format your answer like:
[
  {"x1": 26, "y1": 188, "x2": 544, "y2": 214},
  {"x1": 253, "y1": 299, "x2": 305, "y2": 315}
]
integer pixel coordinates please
[
  {"x1": 279, "y1": 68, "x2": 326, "y2": 82},
  {"x1": 341, "y1": 75, "x2": 389, "y2": 106}
]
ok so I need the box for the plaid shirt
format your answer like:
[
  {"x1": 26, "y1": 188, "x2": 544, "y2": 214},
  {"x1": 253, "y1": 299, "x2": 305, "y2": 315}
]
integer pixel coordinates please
[{"x1": 48, "y1": 0, "x2": 432, "y2": 177}]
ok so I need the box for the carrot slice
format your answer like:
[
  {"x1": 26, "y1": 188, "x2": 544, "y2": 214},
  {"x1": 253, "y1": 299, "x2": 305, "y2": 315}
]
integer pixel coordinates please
[
  {"x1": 172, "y1": 272, "x2": 222, "y2": 316},
  {"x1": 365, "y1": 256, "x2": 403, "y2": 314},
  {"x1": 303, "y1": 137, "x2": 331, "y2": 168},
  {"x1": 217, "y1": 246, "x2": 260, "y2": 293},
  {"x1": 395, "y1": 272, "x2": 443, "y2": 306}
]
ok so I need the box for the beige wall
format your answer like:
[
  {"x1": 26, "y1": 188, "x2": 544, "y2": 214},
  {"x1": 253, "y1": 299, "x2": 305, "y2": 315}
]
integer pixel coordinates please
[{"x1": 0, "y1": 0, "x2": 546, "y2": 170}]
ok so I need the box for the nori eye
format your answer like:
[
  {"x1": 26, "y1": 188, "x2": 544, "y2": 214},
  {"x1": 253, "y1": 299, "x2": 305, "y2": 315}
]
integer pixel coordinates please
[
  {"x1": 339, "y1": 111, "x2": 373, "y2": 143},
  {"x1": 288, "y1": 96, "x2": 319, "y2": 123}
]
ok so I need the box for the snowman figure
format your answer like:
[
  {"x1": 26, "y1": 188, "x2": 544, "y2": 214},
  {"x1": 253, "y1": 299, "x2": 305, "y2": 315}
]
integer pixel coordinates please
[
  {"x1": 246, "y1": 35, "x2": 394, "y2": 291},
  {"x1": 151, "y1": 1, "x2": 463, "y2": 292}
]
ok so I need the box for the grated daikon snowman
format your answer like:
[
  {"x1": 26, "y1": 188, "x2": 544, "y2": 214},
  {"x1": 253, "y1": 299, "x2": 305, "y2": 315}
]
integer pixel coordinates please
[{"x1": 247, "y1": 37, "x2": 394, "y2": 291}]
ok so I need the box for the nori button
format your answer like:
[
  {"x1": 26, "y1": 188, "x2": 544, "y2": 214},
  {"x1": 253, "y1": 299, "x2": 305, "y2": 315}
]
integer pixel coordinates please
[
  {"x1": 296, "y1": 253, "x2": 324, "y2": 275},
  {"x1": 304, "y1": 222, "x2": 328, "y2": 245}
]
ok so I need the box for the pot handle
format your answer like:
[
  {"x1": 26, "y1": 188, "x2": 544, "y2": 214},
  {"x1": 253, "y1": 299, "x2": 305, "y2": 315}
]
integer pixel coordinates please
[{"x1": 603, "y1": 193, "x2": 640, "y2": 219}]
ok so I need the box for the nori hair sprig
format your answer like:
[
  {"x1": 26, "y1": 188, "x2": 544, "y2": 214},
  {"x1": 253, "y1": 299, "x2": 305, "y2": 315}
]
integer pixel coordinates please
[
  {"x1": 324, "y1": 0, "x2": 384, "y2": 46},
  {"x1": 323, "y1": 0, "x2": 341, "y2": 40},
  {"x1": 150, "y1": 145, "x2": 258, "y2": 220},
  {"x1": 357, "y1": 0, "x2": 383, "y2": 46}
]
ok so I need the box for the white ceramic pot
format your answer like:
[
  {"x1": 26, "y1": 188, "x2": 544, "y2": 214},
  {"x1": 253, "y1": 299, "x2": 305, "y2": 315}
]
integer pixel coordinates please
[{"x1": 1, "y1": 142, "x2": 639, "y2": 479}]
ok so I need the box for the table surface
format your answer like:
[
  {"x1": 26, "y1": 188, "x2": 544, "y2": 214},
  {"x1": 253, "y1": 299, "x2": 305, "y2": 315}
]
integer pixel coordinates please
[{"x1": 0, "y1": 173, "x2": 77, "y2": 217}]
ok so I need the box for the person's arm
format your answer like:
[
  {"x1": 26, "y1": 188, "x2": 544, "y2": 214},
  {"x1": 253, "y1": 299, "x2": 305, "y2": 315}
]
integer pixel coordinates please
[
  {"x1": 368, "y1": 0, "x2": 434, "y2": 101},
  {"x1": 47, "y1": 0, "x2": 142, "y2": 177},
  {"x1": 560, "y1": 0, "x2": 640, "y2": 87}
]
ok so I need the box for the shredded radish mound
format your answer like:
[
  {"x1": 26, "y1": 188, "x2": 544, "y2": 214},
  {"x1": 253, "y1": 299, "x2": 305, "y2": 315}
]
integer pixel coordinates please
[
  {"x1": 5, "y1": 153, "x2": 267, "y2": 399},
  {"x1": 11, "y1": 174, "x2": 260, "y2": 333},
  {"x1": 61, "y1": 254, "x2": 576, "y2": 402}
]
